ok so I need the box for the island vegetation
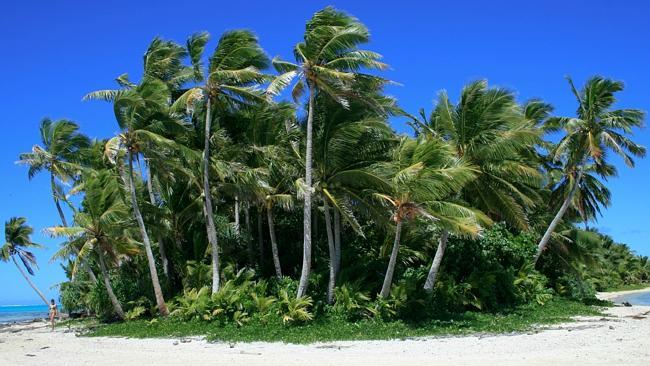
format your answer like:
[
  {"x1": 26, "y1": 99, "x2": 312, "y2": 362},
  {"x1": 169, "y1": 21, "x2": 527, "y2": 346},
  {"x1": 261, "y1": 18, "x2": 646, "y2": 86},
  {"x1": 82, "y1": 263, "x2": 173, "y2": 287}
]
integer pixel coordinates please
[{"x1": 4, "y1": 6, "x2": 648, "y2": 341}]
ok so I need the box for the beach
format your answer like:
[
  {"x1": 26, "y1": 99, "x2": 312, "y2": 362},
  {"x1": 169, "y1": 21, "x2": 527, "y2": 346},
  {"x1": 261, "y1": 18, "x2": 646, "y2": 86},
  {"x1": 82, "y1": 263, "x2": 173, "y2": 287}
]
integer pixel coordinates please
[{"x1": 1, "y1": 288, "x2": 649, "y2": 366}]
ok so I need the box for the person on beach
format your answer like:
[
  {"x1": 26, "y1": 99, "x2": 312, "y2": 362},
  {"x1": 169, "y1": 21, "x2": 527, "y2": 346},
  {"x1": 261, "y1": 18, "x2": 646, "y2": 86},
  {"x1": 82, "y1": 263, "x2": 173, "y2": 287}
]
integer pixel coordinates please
[{"x1": 49, "y1": 299, "x2": 58, "y2": 331}]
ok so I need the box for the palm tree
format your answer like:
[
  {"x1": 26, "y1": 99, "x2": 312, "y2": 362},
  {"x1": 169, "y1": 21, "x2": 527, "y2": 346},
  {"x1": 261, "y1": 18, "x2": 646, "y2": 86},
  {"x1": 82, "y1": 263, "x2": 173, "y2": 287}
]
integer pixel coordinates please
[
  {"x1": 235, "y1": 103, "x2": 300, "y2": 277},
  {"x1": 315, "y1": 117, "x2": 395, "y2": 303},
  {"x1": 375, "y1": 137, "x2": 478, "y2": 298},
  {"x1": 534, "y1": 76, "x2": 646, "y2": 265},
  {"x1": 86, "y1": 78, "x2": 184, "y2": 316},
  {"x1": 46, "y1": 171, "x2": 139, "y2": 319},
  {"x1": 85, "y1": 38, "x2": 193, "y2": 281},
  {"x1": 18, "y1": 119, "x2": 98, "y2": 283},
  {"x1": 415, "y1": 81, "x2": 543, "y2": 292},
  {"x1": 173, "y1": 30, "x2": 269, "y2": 293},
  {"x1": 309, "y1": 75, "x2": 399, "y2": 303},
  {"x1": 272, "y1": 6, "x2": 389, "y2": 297},
  {"x1": 263, "y1": 190, "x2": 294, "y2": 279},
  {"x1": 2, "y1": 217, "x2": 48, "y2": 305}
]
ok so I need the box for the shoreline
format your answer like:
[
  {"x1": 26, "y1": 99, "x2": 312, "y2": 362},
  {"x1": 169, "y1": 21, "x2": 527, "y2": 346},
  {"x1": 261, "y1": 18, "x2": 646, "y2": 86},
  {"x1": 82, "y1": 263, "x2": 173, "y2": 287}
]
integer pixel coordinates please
[
  {"x1": 596, "y1": 286, "x2": 650, "y2": 302},
  {"x1": 0, "y1": 318, "x2": 48, "y2": 328},
  {"x1": 1, "y1": 290, "x2": 650, "y2": 365}
]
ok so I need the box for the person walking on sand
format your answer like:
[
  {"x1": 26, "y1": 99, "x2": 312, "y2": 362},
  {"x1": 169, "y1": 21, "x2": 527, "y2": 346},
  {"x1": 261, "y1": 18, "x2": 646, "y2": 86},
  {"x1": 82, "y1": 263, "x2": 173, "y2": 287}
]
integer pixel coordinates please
[{"x1": 48, "y1": 299, "x2": 58, "y2": 331}]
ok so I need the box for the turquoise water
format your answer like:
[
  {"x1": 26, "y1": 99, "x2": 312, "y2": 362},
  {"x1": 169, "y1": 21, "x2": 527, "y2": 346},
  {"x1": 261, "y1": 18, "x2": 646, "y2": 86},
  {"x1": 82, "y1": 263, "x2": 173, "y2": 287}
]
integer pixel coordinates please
[
  {"x1": 614, "y1": 291, "x2": 650, "y2": 306},
  {"x1": 0, "y1": 305, "x2": 51, "y2": 324}
]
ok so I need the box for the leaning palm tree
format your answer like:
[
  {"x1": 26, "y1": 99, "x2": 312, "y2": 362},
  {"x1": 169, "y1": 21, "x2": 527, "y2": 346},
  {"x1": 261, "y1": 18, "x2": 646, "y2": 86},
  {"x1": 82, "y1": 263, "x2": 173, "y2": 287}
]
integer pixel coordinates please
[
  {"x1": 534, "y1": 76, "x2": 646, "y2": 265},
  {"x1": 2, "y1": 217, "x2": 48, "y2": 305},
  {"x1": 416, "y1": 81, "x2": 544, "y2": 292},
  {"x1": 85, "y1": 79, "x2": 184, "y2": 316},
  {"x1": 84, "y1": 37, "x2": 192, "y2": 280},
  {"x1": 46, "y1": 171, "x2": 139, "y2": 320},
  {"x1": 17, "y1": 119, "x2": 98, "y2": 283},
  {"x1": 374, "y1": 137, "x2": 479, "y2": 298},
  {"x1": 173, "y1": 30, "x2": 269, "y2": 293},
  {"x1": 18, "y1": 119, "x2": 89, "y2": 226},
  {"x1": 272, "y1": 6, "x2": 389, "y2": 297}
]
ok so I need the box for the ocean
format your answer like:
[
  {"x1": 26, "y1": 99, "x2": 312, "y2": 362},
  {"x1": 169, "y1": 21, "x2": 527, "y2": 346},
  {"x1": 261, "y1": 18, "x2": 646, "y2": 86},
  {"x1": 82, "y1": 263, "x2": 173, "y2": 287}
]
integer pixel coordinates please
[
  {"x1": 0, "y1": 305, "x2": 51, "y2": 324},
  {"x1": 614, "y1": 291, "x2": 650, "y2": 306}
]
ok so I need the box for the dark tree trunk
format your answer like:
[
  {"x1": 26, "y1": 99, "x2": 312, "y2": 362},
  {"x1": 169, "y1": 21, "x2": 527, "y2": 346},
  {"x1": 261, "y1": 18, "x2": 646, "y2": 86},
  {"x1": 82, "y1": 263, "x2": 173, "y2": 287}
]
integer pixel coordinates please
[
  {"x1": 333, "y1": 209, "x2": 341, "y2": 279},
  {"x1": 244, "y1": 203, "x2": 254, "y2": 266},
  {"x1": 257, "y1": 208, "x2": 264, "y2": 268}
]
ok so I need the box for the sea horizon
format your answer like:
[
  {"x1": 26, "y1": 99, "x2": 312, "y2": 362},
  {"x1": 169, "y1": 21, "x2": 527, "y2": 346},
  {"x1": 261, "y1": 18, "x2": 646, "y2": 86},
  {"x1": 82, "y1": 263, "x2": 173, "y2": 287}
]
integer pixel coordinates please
[{"x1": 0, "y1": 304, "x2": 51, "y2": 324}]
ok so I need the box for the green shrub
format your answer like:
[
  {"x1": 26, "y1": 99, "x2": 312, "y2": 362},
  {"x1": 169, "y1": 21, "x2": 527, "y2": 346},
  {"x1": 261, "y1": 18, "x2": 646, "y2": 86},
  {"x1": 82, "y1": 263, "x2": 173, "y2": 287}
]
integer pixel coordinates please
[
  {"x1": 556, "y1": 274, "x2": 597, "y2": 302},
  {"x1": 513, "y1": 265, "x2": 553, "y2": 305},
  {"x1": 331, "y1": 284, "x2": 373, "y2": 321},
  {"x1": 277, "y1": 290, "x2": 314, "y2": 325}
]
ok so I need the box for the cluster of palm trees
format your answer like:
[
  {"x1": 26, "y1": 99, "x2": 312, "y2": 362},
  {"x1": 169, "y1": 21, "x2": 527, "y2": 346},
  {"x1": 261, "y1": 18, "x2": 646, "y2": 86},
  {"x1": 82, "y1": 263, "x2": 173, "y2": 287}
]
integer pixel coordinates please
[{"x1": 4, "y1": 7, "x2": 646, "y2": 320}]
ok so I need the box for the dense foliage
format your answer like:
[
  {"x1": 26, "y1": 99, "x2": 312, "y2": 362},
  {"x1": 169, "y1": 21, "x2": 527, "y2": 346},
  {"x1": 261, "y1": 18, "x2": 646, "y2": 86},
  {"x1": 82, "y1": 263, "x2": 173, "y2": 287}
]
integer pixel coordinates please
[{"x1": 6, "y1": 7, "x2": 647, "y2": 331}]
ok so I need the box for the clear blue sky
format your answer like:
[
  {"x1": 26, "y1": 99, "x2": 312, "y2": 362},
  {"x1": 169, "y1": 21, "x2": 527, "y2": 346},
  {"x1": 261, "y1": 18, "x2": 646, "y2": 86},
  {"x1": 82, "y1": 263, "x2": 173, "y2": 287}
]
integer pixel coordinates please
[{"x1": 1, "y1": 0, "x2": 648, "y2": 305}]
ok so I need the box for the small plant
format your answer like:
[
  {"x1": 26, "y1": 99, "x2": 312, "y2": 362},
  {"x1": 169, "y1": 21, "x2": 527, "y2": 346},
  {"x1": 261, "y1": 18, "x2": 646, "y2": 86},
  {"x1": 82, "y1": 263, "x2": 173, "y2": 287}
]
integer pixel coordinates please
[
  {"x1": 514, "y1": 265, "x2": 553, "y2": 305},
  {"x1": 278, "y1": 289, "x2": 313, "y2": 325},
  {"x1": 251, "y1": 293, "x2": 276, "y2": 323},
  {"x1": 123, "y1": 297, "x2": 151, "y2": 321},
  {"x1": 183, "y1": 261, "x2": 212, "y2": 290},
  {"x1": 332, "y1": 284, "x2": 373, "y2": 321},
  {"x1": 170, "y1": 287, "x2": 213, "y2": 321},
  {"x1": 124, "y1": 306, "x2": 147, "y2": 321}
]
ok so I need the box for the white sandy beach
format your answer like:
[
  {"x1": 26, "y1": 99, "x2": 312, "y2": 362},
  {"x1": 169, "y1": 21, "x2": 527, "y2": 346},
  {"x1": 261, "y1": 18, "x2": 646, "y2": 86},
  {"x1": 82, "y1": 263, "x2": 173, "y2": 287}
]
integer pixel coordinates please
[{"x1": 1, "y1": 289, "x2": 649, "y2": 366}]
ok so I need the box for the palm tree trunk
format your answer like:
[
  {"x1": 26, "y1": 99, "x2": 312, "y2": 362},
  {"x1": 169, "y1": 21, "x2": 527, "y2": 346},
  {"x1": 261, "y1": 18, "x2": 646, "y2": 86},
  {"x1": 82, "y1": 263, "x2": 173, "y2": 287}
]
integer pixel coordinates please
[
  {"x1": 12, "y1": 256, "x2": 48, "y2": 305},
  {"x1": 174, "y1": 231, "x2": 183, "y2": 251},
  {"x1": 202, "y1": 97, "x2": 221, "y2": 294},
  {"x1": 266, "y1": 205, "x2": 282, "y2": 278},
  {"x1": 51, "y1": 173, "x2": 69, "y2": 227},
  {"x1": 533, "y1": 171, "x2": 582, "y2": 265},
  {"x1": 144, "y1": 164, "x2": 170, "y2": 277},
  {"x1": 50, "y1": 173, "x2": 98, "y2": 284},
  {"x1": 244, "y1": 203, "x2": 254, "y2": 266},
  {"x1": 117, "y1": 158, "x2": 130, "y2": 193},
  {"x1": 127, "y1": 150, "x2": 168, "y2": 316},
  {"x1": 423, "y1": 230, "x2": 449, "y2": 293},
  {"x1": 95, "y1": 249, "x2": 125, "y2": 319},
  {"x1": 234, "y1": 196, "x2": 240, "y2": 235},
  {"x1": 380, "y1": 220, "x2": 403, "y2": 299},
  {"x1": 323, "y1": 196, "x2": 337, "y2": 304},
  {"x1": 333, "y1": 209, "x2": 341, "y2": 279},
  {"x1": 297, "y1": 84, "x2": 315, "y2": 299},
  {"x1": 257, "y1": 208, "x2": 264, "y2": 267}
]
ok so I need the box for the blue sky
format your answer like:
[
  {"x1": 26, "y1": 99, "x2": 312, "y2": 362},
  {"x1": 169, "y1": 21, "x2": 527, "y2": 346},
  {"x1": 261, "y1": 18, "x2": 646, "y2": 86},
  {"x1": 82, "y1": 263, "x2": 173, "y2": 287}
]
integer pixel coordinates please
[{"x1": 1, "y1": 0, "x2": 648, "y2": 305}]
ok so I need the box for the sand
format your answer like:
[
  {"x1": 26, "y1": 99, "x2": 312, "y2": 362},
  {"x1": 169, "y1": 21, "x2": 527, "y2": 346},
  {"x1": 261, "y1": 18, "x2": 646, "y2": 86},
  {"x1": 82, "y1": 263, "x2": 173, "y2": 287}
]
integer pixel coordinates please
[{"x1": 1, "y1": 288, "x2": 649, "y2": 366}]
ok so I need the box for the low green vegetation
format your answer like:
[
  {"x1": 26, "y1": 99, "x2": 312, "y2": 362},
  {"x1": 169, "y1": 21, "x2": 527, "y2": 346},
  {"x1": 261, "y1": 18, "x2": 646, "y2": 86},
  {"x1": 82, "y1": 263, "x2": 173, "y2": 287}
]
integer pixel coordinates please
[
  {"x1": 86, "y1": 299, "x2": 599, "y2": 343},
  {"x1": 3, "y1": 6, "x2": 647, "y2": 341}
]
